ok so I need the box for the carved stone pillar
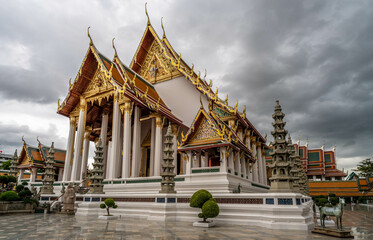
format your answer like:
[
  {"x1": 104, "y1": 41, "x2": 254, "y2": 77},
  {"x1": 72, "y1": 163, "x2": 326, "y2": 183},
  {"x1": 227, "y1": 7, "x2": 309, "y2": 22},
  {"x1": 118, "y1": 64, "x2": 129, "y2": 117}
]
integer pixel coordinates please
[
  {"x1": 62, "y1": 117, "x2": 76, "y2": 182},
  {"x1": 122, "y1": 100, "x2": 132, "y2": 178},
  {"x1": 100, "y1": 110, "x2": 109, "y2": 178},
  {"x1": 109, "y1": 92, "x2": 121, "y2": 179},
  {"x1": 228, "y1": 150, "x2": 234, "y2": 174},
  {"x1": 149, "y1": 118, "x2": 155, "y2": 176},
  {"x1": 71, "y1": 98, "x2": 86, "y2": 181},
  {"x1": 186, "y1": 151, "x2": 192, "y2": 175},
  {"x1": 30, "y1": 167, "x2": 37, "y2": 183},
  {"x1": 131, "y1": 106, "x2": 141, "y2": 177},
  {"x1": 220, "y1": 147, "x2": 227, "y2": 173},
  {"x1": 153, "y1": 115, "x2": 163, "y2": 176},
  {"x1": 236, "y1": 152, "x2": 241, "y2": 177},
  {"x1": 80, "y1": 128, "x2": 91, "y2": 180}
]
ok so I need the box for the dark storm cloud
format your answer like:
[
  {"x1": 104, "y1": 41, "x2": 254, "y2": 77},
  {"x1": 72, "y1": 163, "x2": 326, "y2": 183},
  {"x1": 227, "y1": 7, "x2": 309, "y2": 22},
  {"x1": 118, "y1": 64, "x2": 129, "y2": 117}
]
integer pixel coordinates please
[
  {"x1": 0, "y1": 0, "x2": 372, "y2": 170},
  {"x1": 0, "y1": 122, "x2": 66, "y2": 154}
]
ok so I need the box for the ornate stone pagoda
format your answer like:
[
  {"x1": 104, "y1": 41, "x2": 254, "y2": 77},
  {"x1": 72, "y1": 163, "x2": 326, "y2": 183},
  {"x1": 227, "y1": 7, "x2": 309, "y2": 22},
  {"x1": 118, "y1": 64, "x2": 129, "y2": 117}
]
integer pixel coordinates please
[
  {"x1": 40, "y1": 142, "x2": 55, "y2": 194},
  {"x1": 9, "y1": 150, "x2": 18, "y2": 176},
  {"x1": 159, "y1": 123, "x2": 176, "y2": 194},
  {"x1": 268, "y1": 100, "x2": 294, "y2": 192},
  {"x1": 89, "y1": 138, "x2": 104, "y2": 194},
  {"x1": 287, "y1": 136, "x2": 301, "y2": 193}
]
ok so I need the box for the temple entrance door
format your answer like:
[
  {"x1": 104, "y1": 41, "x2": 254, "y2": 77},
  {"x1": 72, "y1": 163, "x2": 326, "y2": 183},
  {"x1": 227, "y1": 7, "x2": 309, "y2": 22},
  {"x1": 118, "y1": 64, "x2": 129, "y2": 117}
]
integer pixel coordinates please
[{"x1": 210, "y1": 157, "x2": 220, "y2": 167}]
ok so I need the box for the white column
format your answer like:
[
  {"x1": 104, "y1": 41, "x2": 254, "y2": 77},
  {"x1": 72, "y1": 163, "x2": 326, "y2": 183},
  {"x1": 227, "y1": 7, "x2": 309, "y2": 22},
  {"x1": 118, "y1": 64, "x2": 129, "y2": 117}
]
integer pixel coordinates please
[
  {"x1": 220, "y1": 147, "x2": 227, "y2": 173},
  {"x1": 253, "y1": 144, "x2": 259, "y2": 183},
  {"x1": 110, "y1": 96, "x2": 121, "y2": 179},
  {"x1": 30, "y1": 168, "x2": 37, "y2": 182},
  {"x1": 106, "y1": 141, "x2": 113, "y2": 177},
  {"x1": 62, "y1": 117, "x2": 76, "y2": 182},
  {"x1": 228, "y1": 150, "x2": 234, "y2": 174},
  {"x1": 262, "y1": 150, "x2": 267, "y2": 185},
  {"x1": 236, "y1": 152, "x2": 241, "y2": 177},
  {"x1": 249, "y1": 163, "x2": 253, "y2": 181},
  {"x1": 58, "y1": 168, "x2": 63, "y2": 181},
  {"x1": 18, "y1": 169, "x2": 25, "y2": 183},
  {"x1": 171, "y1": 124, "x2": 178, "y2": 175},
  {"x1": 186, "y1": 151, "x2": 192, "y2": 175},
  {"x1": 122, "y1": 100, "x2": 132, "y2": 179},
  {"x1": 80, "y1": 129, "x2": 90, "y2": 180},
  {"x1": 241, "y1": 158, "x2": 246, "y2": 179},
  {"x1": 71, "y1": 99, "x2": 86, "y2": 182},
  {"x1": 149, "y1": 118, "x2": 155, "y2": 177},
  {"x1": 257, "y1": 144, "x2": 263, "y2": 184},
  {"x1": 100, "y1": 111, "x2": 109, "y2": 178},
  {"x1": 153, "y1": 116, "x2": 163, "y2": 176},
  {"x1": 202, "y1": 151, "x2": 208, "y2": 167},
  {"x1": 131, "y1": 106, "x2": 141, "y2": 177}
]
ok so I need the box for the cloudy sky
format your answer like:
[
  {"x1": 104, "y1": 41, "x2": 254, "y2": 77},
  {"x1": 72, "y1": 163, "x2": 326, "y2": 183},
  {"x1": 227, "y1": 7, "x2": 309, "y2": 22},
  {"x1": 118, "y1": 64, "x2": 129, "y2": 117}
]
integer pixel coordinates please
[{"x1": 0, "y1": 0, "x2": 372, "y2": 172}]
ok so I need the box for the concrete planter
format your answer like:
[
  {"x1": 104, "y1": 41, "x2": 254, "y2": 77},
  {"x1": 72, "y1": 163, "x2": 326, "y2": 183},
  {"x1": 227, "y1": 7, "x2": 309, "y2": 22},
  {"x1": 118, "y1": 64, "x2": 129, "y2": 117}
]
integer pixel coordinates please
[{"x1": 0, "y1": 201, "x2": 34, "y2": 213}]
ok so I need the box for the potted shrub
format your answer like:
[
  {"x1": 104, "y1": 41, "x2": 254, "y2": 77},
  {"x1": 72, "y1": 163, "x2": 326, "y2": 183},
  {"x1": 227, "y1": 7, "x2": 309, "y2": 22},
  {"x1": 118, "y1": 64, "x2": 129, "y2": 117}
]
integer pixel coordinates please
[
  {"x1": 98, "y1": 198, "x2": 118, "y2": 220},
  {"x1": 190, "y1": 189, "x2": 219, "y2": 227}
]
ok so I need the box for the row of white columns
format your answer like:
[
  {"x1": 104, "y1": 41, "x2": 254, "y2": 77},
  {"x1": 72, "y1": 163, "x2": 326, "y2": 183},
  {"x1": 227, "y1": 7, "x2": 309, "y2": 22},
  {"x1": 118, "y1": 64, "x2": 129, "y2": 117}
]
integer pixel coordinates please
[{"x1": 62, "y1": 95, "x2": 177, "y2": 182}]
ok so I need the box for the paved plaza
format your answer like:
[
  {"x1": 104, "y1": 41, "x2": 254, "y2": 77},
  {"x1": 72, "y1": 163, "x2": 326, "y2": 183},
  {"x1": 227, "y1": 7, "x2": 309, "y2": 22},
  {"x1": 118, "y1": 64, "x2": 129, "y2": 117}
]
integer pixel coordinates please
[{"x1": 0, "y1": 204, "x2": 372, "y2": 239}]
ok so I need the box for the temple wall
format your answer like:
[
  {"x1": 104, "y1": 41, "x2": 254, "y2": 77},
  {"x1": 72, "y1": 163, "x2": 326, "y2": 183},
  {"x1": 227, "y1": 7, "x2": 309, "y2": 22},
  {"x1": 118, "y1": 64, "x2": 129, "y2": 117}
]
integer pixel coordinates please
[{"x1": 153, "y1": 76, "x2": 209, "y2": 127}]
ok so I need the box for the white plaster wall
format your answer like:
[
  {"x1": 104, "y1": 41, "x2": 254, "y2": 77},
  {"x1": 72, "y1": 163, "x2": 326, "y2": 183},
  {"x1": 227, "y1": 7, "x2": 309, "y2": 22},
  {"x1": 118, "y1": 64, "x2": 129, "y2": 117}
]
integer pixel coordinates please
[{"x1": 154, "y1": 76, "x2": 209, "y2": 127}]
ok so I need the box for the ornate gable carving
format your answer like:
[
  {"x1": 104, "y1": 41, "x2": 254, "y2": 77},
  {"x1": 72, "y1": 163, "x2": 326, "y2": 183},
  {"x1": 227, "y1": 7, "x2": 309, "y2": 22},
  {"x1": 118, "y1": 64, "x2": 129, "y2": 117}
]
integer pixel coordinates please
[
  {"x1": 190, "y1": 117, "x2": 220, "y2": 143},
  {"x1": 139, "y1": 41, "x2": 181, "y2": 83}
]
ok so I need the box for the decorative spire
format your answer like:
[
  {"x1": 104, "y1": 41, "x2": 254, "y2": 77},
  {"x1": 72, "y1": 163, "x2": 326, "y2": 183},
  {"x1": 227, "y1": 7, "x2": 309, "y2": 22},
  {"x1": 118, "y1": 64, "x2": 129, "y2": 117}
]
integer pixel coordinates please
[
  {"x1": 9, "y1": 149, "x2": 18, "y2": 177},
  {"x1": 112, "y1": 37, "x2": 118, "y2": 58},
  {"x1": 159, "y1": 123, "x2": 176, "y2": 194},
  {"x1": 87, "y1": 26, "x2": 93, "y2": 46},
  {"x1": 145, "y1": 2, "x2": 151, "y2": 26},
  {"x1": 268, "y1": 100, "x2": 294, "y2": 193},
  {"x1": 40, "y1": 142, "x2": 55, "y2": 194},
  {"x1": 89, "y1": 138, "x2": 105, "y2": 194},
  {"x1": 161, "y1": 17, "x2": 166, "y2": 39}
]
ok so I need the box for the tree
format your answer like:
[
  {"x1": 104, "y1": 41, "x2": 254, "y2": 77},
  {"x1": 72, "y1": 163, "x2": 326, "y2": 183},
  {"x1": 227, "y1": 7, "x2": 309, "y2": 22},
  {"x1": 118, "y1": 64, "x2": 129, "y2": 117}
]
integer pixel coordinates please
[
  {"x1": 99, "y1": 198, "x2": 118, "y2": 216},
  {"x1": 0, "y1": 160, "x2": 11, "y2": 170},
  {"x1": 354, "y1": 158, "x2": 373, "y2": 177}
]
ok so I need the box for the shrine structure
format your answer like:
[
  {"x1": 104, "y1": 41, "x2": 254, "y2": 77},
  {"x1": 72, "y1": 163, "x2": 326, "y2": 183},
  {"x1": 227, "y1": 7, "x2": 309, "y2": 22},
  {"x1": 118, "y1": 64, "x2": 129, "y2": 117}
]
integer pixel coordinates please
[{"x1": 38, "y1": 8, "x2": 314, "y2": 230}]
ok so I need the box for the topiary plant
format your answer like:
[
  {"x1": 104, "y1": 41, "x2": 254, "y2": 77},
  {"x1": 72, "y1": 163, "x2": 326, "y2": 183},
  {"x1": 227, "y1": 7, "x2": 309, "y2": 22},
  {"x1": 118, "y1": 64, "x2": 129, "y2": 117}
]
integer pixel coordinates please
[
  {"x1": 16, "y1": 184, "x2": 25, "y2": 193},
  {"x1": 22, "y1": 181, "x2": 28, "y2": 186},
  {"x1": 190, "y1": 190, "x2": 219, "y2": 223},
  {"x1": 0, "y1": 191, "x2": 20, "y2": 201},
  {"x1": 100, "y1": 198, "x2": 118, "y2": 216}
]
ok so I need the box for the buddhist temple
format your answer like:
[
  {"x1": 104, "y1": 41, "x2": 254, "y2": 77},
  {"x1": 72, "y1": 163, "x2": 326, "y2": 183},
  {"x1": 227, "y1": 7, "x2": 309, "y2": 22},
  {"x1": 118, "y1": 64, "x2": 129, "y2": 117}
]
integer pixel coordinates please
[
  {"x1": 16, "y1": 138, "x2": 66, "y2": 183},
  {"x1": 265, "y1": 140, "x2": 347, "y2": 181},
  {"x1": 56, "y1": 12, "x2": 269, "y2": 193}
]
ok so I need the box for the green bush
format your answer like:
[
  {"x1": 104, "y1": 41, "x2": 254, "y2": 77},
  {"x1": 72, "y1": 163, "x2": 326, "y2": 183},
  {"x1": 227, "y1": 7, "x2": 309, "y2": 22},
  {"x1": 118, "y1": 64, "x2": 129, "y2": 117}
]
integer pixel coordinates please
[
  {"x1": 100, "y1": 198, "x2": 118, "y2": 216},
  {"x1": 7, "y1": 176, "x2": 17, "y2": 184},
  {"x1": 0, "y1": 191, "x2": 20, "y2": 201},
  {"x1": 190, "y1": 190, "x2": 212, "y2": 208},
  {"x1": 328, "y1": 193, "x2": 336, "y2": 197},
  {"x1": 16, "y1": 184, "x2": 24, "y2": 193},
  {"x1": 190, "y1": 190, "x2": 219, "y2": 222},
  {"x1": 329, "y1": 197, "x2": 339, "y2": 206},
  {"x1": 201, "y1": 199, "x2": 219, "y2": 219},
  {"x1": 22, "y1": 181, "x2": 28, "y2": 186},
  {"x1": 18, "y1": 188, "x2": 32, "y2": 200},
  {"x1": 315, "y1": 197, "x2": 328, "y2": 207}
]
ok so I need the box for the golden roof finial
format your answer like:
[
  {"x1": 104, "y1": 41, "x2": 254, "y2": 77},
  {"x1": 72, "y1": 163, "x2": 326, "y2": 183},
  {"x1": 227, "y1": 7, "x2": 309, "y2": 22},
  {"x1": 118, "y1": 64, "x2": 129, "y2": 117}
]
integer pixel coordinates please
[
  {"x1": 215, "y1": 87, "x2": 219, "y2": 100},
  {"x1": 264, "y1": 133, "x2": 267, "y2": 142},
  {"x1": 112, "y1": 37, "x2": 118, "y2": 58},
  {"x1": 22, "y1": 136, "x2": 25, "y2": 144},
  {"x1": 69, "y1": 78, "x2": 72, "y2": 89},
  {"x1": 208, "y1": 79, "x2": 212, "y2": 89},
  {"x1": 57, "y1": 99, "x2": 61, "y2": 109},
  {"x1": 234, "y1": 100, "x2": 238, "y2": 111},
  {"x1": 243, "y1": 105, "x2": 246, "y2": 116},
  {"x1": 161, "y1": 17, "x2": 166, "y2": 39},
  {"x1": 190, "y1": 64, "x2": 194, "y2": 75},
  {"x1": 204, "y1": 69, "x2": 207, "y2": 80},
  {"x1": 225, "y1": 94, "x2": 228, "y2": 104},
  {"x1": 145, "y1": 2, "x2": 150, "y2": 26},
  {"x1": 87, "y1": 26, "x2": 93, "y2": 46}
]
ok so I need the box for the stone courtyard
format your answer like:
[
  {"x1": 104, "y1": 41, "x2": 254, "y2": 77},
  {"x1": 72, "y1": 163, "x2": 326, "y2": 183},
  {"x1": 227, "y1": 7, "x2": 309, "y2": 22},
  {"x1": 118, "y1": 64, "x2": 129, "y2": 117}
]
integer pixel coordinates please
[{"x1": 0, "y1": 204, "x2": 372, "y2": 240}]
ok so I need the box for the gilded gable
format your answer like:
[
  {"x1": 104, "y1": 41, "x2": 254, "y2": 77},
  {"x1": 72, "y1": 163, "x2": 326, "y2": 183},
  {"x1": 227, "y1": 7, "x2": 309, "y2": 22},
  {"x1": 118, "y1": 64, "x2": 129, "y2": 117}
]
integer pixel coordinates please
[
  {"x1": 138, "y1": 40, "x2": 181, "y2": 83},
  {"x1": 190, "y1": 118, "x2": 220, "y2": 143}
]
